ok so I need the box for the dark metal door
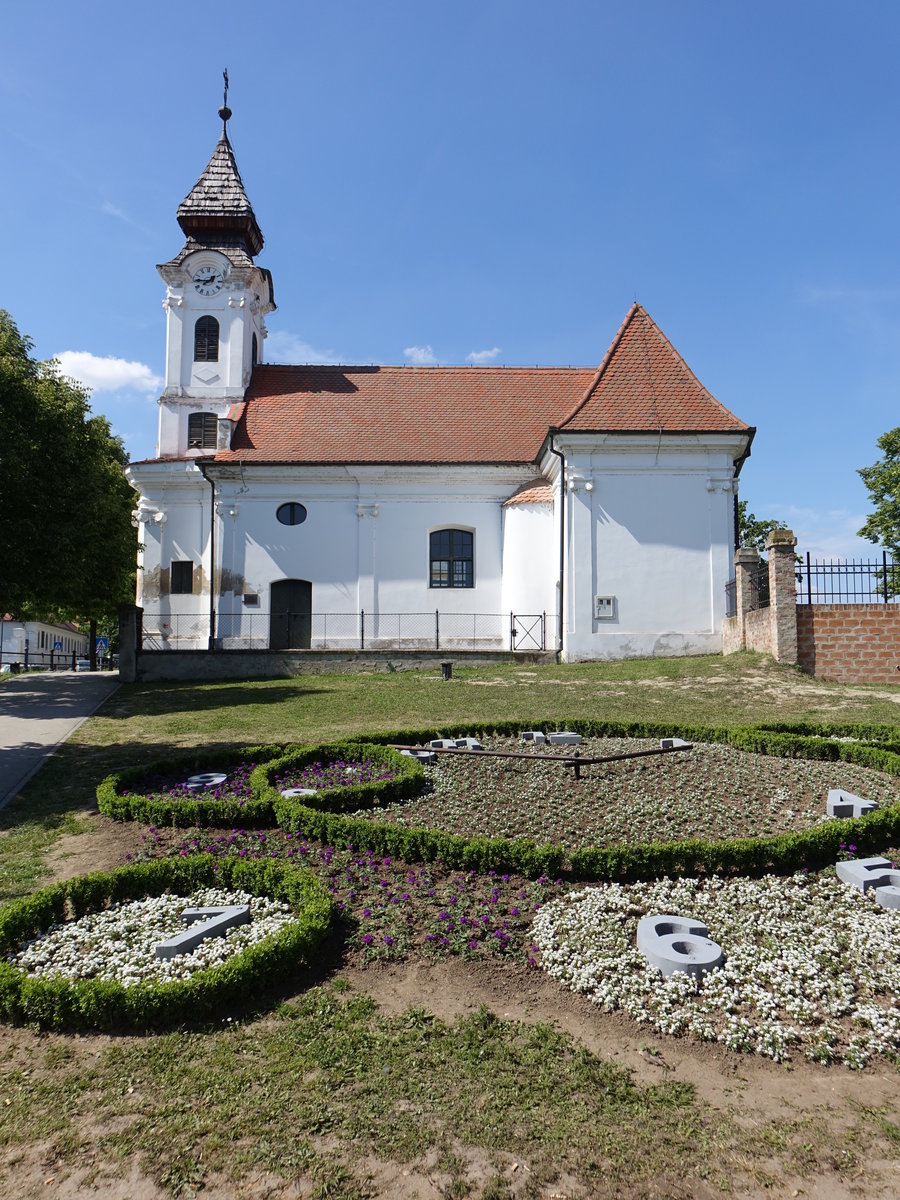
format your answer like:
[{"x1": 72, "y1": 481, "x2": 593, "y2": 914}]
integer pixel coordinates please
[{"x1": 270, "y1": 579, "x2": 312, "y2": 649}]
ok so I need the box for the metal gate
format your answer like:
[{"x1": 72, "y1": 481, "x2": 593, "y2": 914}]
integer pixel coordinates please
[{"x1": 510, "y1": 612, "x2": 545, "y2": 651}]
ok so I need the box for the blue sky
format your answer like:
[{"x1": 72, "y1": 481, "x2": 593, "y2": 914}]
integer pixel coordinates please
[{"x1": 3, "y1": 1, "x2": 899, "y2": 559}]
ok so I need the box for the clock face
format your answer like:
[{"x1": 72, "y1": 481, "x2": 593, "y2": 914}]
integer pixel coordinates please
[{"x1": 192, "y1": 265, "x2": 225, "y2": 296}]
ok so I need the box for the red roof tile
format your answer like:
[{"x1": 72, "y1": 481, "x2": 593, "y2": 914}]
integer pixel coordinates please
[
  {"x1": 192, "y1": 305, "x2": 751, "y2": 467},
  {"x1": 216, "y1": 365, "x2": 596, "y2": 465},
  {"x1": 502, "y1": 479, "x2": 554, "y2": 506},
  {"x1": 560, "y1": 305, "x2": 752, "y2": 434}
]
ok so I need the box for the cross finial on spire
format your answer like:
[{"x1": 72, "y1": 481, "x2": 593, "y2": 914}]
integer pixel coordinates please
[{"x1": 218, "y1": 68, "x2": 232, "y2": 133}]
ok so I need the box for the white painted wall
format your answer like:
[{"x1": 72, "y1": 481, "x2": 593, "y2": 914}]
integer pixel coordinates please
[
  {"x1": 128, "y1": 434, "x2": 745, "y2": 660},
  {"x1": 156, "y1": 251, "x2": 271, "y2": 458},
  {"x1": 500, "y1": 502, "x2": 557, "y2": 621},
  {"x1": 126, "y1": 463, "x2": 551, "y2": 651},
  {"x1": 548, "y1": 434, "x2": 743, "y2": 661}
]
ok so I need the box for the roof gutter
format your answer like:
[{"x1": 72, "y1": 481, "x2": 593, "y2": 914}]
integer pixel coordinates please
[
  {"x1": 547, "y1": 435, "x2": 566, "y2": 661},
  {"x1": 197, "y1": 462, "x2": 217, "y2": 651}
]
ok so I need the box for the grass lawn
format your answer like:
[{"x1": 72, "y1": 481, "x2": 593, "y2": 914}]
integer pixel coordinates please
[{"x1": 1, "y1": 651, "x2": 899, "y2": 1199}]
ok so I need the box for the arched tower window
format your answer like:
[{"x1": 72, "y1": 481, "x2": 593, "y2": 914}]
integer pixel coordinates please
[
  {"x1": 251, "y1": 332, "x2": 258, "y2": 367},
  {"x1": 194, "y1": 316, "x2": 219, "y2": 363},
  {"x1": 187, "y1": 412, "x2": 219, "y2": 449}
]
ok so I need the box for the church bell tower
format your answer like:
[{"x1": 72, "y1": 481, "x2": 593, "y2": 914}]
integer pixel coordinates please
[{"x1": 156, "y1": 74, "x2": 275, "y2": 458}]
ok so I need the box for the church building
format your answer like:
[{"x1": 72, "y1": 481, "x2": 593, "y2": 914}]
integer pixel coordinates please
[{"x1": 126, "y1": 100, "x2": 755, "y2": 663}]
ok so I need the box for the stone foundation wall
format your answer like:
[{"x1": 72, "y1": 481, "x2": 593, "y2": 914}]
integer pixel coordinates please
[
  {"x1": 131, "y1": 647, "x2": 553, "y2": 682},
  {"x1": 796, "y1": 605, "x2": 900, "y2": 684}
]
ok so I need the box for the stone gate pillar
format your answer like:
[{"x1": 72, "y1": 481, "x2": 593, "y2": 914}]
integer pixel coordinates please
[
  {"x1": 733, "y1": 547, "x2": 760, "y2": 644},
  {"x1": 118, "y1": 605, "x2": 142, "y2": 684},
  {"x1": 766, "y1": 529, "x2": 798, "y2": 664}
]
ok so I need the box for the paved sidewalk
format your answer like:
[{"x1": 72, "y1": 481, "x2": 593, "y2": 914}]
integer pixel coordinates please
[{"x1": 0, "y1": 672, "x2": 120, "y2": 811}]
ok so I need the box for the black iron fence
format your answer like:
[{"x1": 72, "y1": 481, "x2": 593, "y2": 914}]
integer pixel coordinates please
[
  {"x1": 141, "y1": 610, "x2": 547, "y2": 653},
  {"x1": 795, "y1": 551, "x2": 898, "y2": 604},
  {"x1": 724, "y1": 562, "x2": 770, "y2": 618},
  {"x1": 727, "y1": 551, "x2": 899, "y2": 615}
]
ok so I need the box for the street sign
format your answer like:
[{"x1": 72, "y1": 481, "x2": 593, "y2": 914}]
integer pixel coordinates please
[
  {"x1": 53, "y1": 641, "x2": 63, "y2": 650},
  {"x1": 96, "y1": 637, "x2": 109, "y2": 653}
]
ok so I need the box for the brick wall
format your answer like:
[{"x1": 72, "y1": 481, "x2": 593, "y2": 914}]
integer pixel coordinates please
[{"x1": 796, "y1": 604, "x2": 900, "y2": 684}]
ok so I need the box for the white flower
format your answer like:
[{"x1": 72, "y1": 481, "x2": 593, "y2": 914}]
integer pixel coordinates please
[{"x1": 9, "y1": 889, "x2": 296, "y2": 988}]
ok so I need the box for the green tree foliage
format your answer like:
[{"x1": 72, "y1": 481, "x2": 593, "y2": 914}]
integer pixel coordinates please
[
  {"x1": 736, "y1": 500, "x2": 788, "y2": 555},
  {"x1": 0, "y1": 310, "x2": 137, "y2": 624},
  {"x1": 858, "y1": 427, "x2": 900, "y2": 554}
]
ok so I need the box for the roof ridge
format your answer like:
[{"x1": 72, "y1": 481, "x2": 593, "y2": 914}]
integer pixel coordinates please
[
  {"x1": 557, "y1": 303, "x2": 745, "y2": 432},
  {"x1": 257, "y1": 362, "x2": 595, "y2": 372}
]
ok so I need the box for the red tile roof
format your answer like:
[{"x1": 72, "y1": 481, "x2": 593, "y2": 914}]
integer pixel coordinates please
[
  {"x1": 560, "y1": 305, "x2": 751, "y2": 434},
  {"x1": 502, "y1": 479, "x2": 554, "y2": 506},
  {"x1": 218, "y1": 365, "x2": 596, "y2": 465},
  {"x1": 203, "y1": 304, "x2": 751, "y2": 466}
]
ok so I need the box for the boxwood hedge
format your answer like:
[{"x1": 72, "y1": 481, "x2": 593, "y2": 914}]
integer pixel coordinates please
[
  {"x1": 256, "y1": 740, "x2": 425, "y2": 816},
  {"x1": 0, "y1": 855, "x2": 335, "y2": 1031},
  {"x1": 96, "y1": 743, "x2": 288, "y2": 827}
]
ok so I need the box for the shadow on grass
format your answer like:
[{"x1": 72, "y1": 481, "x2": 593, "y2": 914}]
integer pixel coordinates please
[
  {"x1": 0, "y1": 735, "x2": 306, "y2": 903},
  {"x1": 105, "y1": 680, "x2": 329, "y2": 720}
]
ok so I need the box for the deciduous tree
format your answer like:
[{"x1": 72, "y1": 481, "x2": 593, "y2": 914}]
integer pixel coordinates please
[{"x1": 0, "y1": 310, "x2": 137, "y2": 631}]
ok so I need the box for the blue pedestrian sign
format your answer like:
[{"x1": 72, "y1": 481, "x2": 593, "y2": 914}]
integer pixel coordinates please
[
  {"x1": 96, "y1": 637, "x2": 109, "y2": 653},
  {"x1": 53, "y1": 640, "x2": 63, "y2": 650}
]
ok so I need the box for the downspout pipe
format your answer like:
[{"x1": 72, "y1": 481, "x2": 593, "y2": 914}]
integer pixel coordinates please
[
  {"x1": 548, "y1": 435, "x2": 566, "y2": 662},
  {"x1": 197, "y1": 462, "x2": 217, "y2": 651}
]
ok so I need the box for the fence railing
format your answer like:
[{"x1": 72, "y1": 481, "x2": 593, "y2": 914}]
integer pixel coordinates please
[
  {"x1": 141, "y1": 610, "x2": 547, "y2": 653},
  {"x1": 795, "y1": 551, "x2": 898, "y2": 604},
  {"x1": 0, "y1": 649, "x2": 90, "y2": 671},
  {"x1": 724, "y1": 563, "x2": 769, "y2": 618}
]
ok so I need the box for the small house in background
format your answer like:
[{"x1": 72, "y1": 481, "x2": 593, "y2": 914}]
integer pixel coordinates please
[
  {"x1": 126, "y1": 100, "x2": 755, "y2": 663},
  {"x1": 0, "y1": 617, "x2": 88, "y2": 670}
]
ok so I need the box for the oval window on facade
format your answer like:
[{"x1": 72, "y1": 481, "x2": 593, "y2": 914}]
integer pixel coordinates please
[{"x1": 276, "y1": 502, "x2": 308, "y2": 526}]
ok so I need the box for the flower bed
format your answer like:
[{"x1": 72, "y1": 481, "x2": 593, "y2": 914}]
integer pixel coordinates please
[
  {"x1": 0, "y1": 856, "x2": 335, "y2": 1030},
  {"x1": 257, "y1": 723, "x2": 900, "y2": 883},
  {"x1": 134, "y1": 828, "x2": 565, "y2": 966},
  {"x1": 96, "y1": 744, "x2": 286, "y2": 827},
  {"x1": 262, "y1": 741, "x2": 425, "y2": 818},
  {"x1": 531, "y1": 870, "x2": 900, "y2": 1068},
  {"x1": 11, "y1": 887, "x2": 295, "y2": 986},
  {"x1": 349, "y1": 736, "x2": 899, "y2": 848}
]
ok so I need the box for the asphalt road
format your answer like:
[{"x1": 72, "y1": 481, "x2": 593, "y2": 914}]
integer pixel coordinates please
[{"x1": 0, "y1": 671, "x2": 120, "y2": 811}]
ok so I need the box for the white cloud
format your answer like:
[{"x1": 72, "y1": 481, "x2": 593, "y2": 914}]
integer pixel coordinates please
[
  {"x1": 403, "y1": 344, "x2": 437, "y2": 365},
  {"x1": 265, "y1": 330, "x2": 341, "y2": 365},
  {"x1": 466, "y1": 346, "x2": 502, "y2": 364},
  {"x1": 766, "y1": 503, "x2": 874, "y2": 561},
  {"x1": 55, "y1": 350, "x2": 161, "y2": 395},
  {"x1": 101, "y1": 201, "x2": 130, "y2": 223}
]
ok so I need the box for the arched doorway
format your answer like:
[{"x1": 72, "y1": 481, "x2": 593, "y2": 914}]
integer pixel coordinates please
[{"x1": 270, "y1": 579, "x2": 312, "y2": 649}]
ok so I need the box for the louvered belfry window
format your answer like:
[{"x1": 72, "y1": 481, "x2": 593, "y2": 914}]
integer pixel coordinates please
[
  {"x1": 194, "y1": 315, "x2": 219, "y2": 362},
  {"x1": 187, "y1": 412, "x2": 218, "y2": 449}
]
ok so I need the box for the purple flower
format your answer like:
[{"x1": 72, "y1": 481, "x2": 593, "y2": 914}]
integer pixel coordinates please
[
  {"x1": 468, "y1": 939, "x2": 479, "y2": 950},
  {"x1": 383, "y1": 935, "x2": 393, "y2": 946},
  {"x1": 362, "y1": 934, "x2": 374, "y2": 945}
]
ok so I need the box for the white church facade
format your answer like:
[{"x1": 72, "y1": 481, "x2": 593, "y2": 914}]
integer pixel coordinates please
[{"x1": 126, "y1": 102, "x2": 754, "y2": 663}]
